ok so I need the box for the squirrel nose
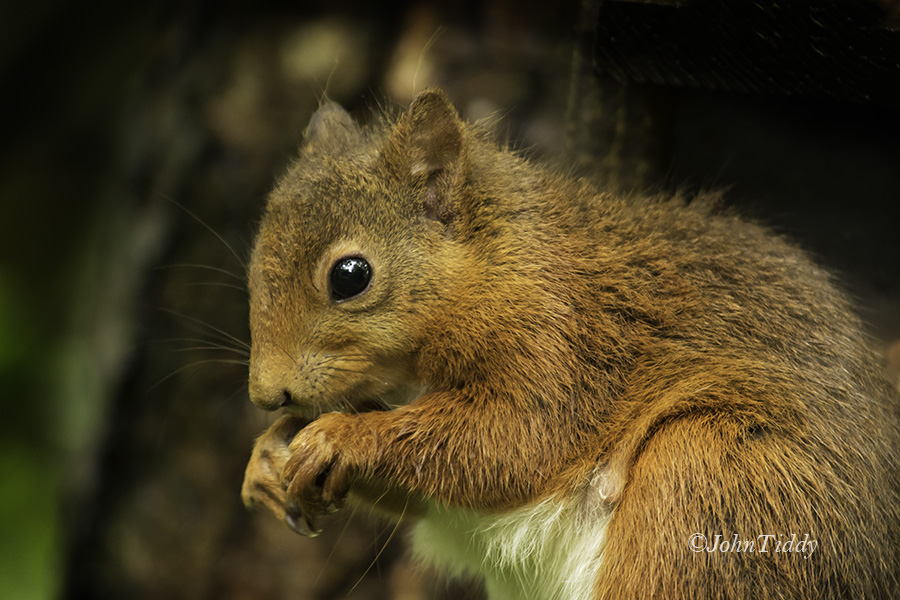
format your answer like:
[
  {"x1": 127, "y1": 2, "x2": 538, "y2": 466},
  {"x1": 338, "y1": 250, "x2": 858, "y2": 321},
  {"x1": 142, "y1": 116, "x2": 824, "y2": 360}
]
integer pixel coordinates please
[
  {"x1": 248, "y1": 367, "x2": 293, "y2": 411},
  {"x1": 249, "y1": 348, "x2": 300, "y2": 410}
]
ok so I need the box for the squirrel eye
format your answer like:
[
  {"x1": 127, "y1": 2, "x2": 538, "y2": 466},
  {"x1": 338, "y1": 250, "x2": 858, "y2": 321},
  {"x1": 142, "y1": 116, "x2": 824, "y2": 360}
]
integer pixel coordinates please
[{"x1": 329, "y1": 256, "x2": 371, "y2": 301}]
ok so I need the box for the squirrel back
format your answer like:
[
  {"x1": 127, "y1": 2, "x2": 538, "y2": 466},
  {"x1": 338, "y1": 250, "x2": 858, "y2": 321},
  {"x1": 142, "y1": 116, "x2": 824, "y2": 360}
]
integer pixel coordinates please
[{"x1": 242, "y1": 90, "x2": 900, "y2": 599}]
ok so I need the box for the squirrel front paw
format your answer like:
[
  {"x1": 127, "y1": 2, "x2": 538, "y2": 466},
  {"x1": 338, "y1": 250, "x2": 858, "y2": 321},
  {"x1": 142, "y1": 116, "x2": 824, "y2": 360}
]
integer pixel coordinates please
[
  {"x1": 241, "y1": 415, "x2": 308, "y2": 532},
  {"x1": 281, "y1": 412, "x2": 368, "y2": 536}
]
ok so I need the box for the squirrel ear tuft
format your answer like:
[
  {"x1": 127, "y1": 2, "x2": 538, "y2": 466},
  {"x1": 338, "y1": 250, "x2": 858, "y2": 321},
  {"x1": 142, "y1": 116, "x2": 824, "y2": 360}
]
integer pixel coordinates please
[{"x1": 304, "y1": 101, "x2": 359, "y2": 153}]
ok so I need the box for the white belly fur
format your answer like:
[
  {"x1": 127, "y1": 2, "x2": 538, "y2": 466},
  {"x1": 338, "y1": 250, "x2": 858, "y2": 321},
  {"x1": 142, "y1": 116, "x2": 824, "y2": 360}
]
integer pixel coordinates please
[{"x1": 411, "y1": 489, "x2": 613, "y2": 600}]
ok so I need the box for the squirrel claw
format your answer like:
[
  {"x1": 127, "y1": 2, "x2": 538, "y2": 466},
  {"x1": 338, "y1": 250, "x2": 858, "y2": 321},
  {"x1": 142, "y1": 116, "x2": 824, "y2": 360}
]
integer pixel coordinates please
[
  {"x1": 282, "y1": 412, "x2": 359, "y2": 530},
  {"x1": 285, "y1": 511, "x2": 321, "y2": 537}
]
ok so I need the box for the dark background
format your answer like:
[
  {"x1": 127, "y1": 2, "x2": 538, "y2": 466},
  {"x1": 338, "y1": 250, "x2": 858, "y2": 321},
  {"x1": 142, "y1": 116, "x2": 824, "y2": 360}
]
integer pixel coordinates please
[{"x1": 1, "y1": 1, "x2": 897, "y2": 599}]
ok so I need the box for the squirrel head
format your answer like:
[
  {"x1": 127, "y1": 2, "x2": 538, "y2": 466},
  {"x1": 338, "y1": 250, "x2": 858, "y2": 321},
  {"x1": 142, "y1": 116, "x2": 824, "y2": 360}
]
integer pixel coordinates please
[{"x1": 247, "y1": 90, "x2": 473, "y2": 413}]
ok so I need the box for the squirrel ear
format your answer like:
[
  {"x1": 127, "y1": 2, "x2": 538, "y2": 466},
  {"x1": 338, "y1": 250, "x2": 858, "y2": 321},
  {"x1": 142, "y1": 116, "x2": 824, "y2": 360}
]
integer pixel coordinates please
[
  {"x1": 384, "y1": 90, "x2": 466, "y2": 225},
  {"x1": 405, "y1": 90, "x2": 464, "y2": 177},
  {"x1": 303, "y1": 101, "x2": 359, "y2": 154}
]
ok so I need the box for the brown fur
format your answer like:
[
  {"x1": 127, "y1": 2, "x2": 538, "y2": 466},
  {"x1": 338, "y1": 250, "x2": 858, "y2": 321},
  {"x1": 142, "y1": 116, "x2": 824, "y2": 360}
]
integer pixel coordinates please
[{"x1": 241, "y1": 90, "x2": 900, "y2": 597}]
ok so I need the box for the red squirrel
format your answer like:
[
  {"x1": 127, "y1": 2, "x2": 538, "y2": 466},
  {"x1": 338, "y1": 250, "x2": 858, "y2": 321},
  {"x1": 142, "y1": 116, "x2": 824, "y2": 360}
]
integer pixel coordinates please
[{"x1": 241, "y1": 89, "x2": 900, "y2": 599}]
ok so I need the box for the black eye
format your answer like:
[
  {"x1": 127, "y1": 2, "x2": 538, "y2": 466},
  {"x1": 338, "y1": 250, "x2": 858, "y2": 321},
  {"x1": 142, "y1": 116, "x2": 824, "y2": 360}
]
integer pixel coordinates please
[{"x1": 329, "y1": 256, "x2": 371, "y2": 301}]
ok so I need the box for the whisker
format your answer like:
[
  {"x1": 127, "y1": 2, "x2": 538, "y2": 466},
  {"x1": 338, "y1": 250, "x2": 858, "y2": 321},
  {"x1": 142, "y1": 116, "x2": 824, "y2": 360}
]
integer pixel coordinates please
[
  {"x1": 183, "y1": 281, "x2": 248, "y2": 293},
  {"x1": 210, "y1": 379, "x2": 252, "y2": 419},
  {"x1": 155, "y1": 262, "x2": 245, "y2": 282},
  {"x1": 271, "y1": 340, "x2": 298, "y2": 367},
  {"x1": 323, "y1": 371, "x2": 354, "y2": 386},
  {"x1": 319, "y1": 352, "x2": 368, "y2": 361},
  {"x1": 325, "y1": 367, "x2": 366, "y2": 375},
  {"x1": 172, "y1": 345, "x2": 250, "y2": 357},
  {"x1": 164, "y1": 197, "x2": 249, "y2": 270},
  {"x1": 346, "y1": 498, "x2": 409, "y2": 597},
  {"x1": 314, "y1": 504, "x2": 361, "y2": 590},
  {"x1": 160, "y1": 308, "x2": 251, "y2": 350},
  {"x1": 147, "y1": 358, "x2": 249, "y2": 392},
  {"x1": 318, "y1": 354, "x2": 369, "y2": 367},
  {"x1": 155, "y1": 336, "x2": 248, "y2": 353},
  {"x1": 337, "y1": 398, "x2": 356, "y2": 415}
]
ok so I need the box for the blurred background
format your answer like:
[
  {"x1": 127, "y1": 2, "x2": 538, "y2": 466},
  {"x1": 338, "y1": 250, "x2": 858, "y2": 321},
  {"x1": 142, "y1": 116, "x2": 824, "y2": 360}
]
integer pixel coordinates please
[{"x1": 1, "y1": 1, "x2": 898, "y2": 599}]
